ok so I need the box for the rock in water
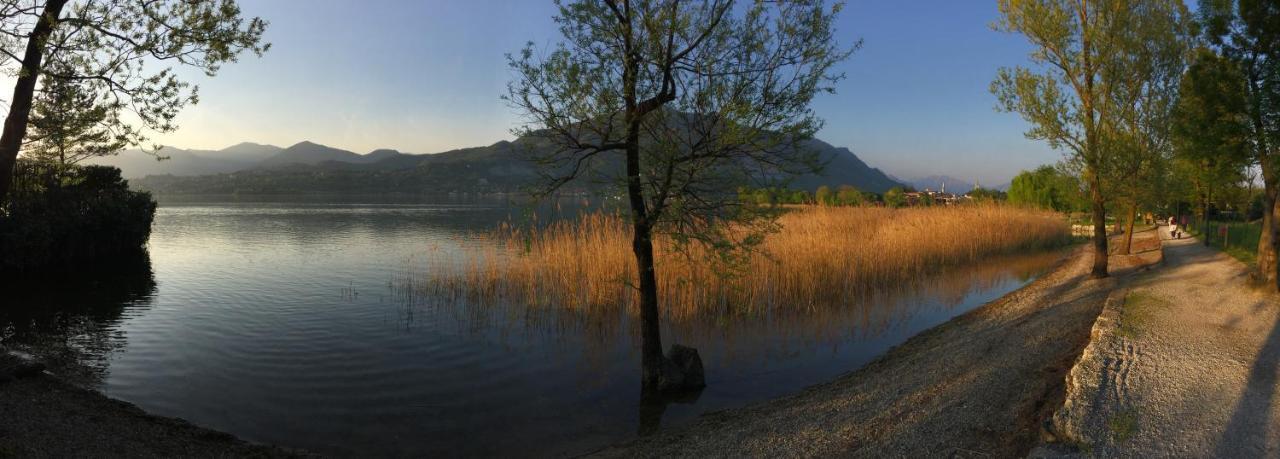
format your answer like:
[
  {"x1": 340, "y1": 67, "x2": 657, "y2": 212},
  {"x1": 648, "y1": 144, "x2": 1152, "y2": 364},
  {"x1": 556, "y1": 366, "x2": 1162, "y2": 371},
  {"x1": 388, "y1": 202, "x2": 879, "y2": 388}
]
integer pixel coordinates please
[{"x1": 659, "y1": 344, "x2": 706, "y2": 392}]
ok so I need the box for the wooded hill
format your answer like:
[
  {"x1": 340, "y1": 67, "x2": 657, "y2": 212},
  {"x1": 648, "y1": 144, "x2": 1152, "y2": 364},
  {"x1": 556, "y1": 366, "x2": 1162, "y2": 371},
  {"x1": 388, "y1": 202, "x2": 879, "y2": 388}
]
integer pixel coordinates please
[{"x1": 111, "y1": 136, "x2": 903, "y2": 195}]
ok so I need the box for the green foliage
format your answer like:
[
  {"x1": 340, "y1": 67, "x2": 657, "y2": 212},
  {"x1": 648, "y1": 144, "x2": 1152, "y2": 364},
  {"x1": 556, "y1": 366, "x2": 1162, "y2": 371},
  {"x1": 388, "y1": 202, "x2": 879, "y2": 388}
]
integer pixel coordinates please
[
  {"x1": 883, "y1": 186, "x2": 907, "y2": 208},
  {"x1": 25, "y1": 60, "x2": 138, "y2": 167},
  {"x1": 1007, "y1": 165, "x2": 1085, "y2": 212},
  {"x1": 835, "y1": 185, "x2": 863, "y2": 206},
  {"x1": 967, "y1": 187, "x2": 1007, "y2": 202},
  {"x1": 35, "y1": 0, "x2": 270, "y2": 138},
  {"x1": 505, "y1": 0, "x2": 855, "y2": 262},
  {"x1": 815, "y1": 185, "x2": 833, "y2": 205},
  {"x1": 1170, "y1": 47, "x2": 1253, "y2": 221},
  {"x1": 1188, "y1": 220, "x2": 1261, "y2": 266},
  {"x1": 0, "y1": 160, "x2": 156, "y2": 275}
]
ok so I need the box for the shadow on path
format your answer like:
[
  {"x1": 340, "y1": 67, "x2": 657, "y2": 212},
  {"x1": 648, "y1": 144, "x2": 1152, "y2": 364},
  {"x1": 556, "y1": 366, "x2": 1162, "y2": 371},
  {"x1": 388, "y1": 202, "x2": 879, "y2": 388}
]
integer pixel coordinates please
[{"x1": 1216, "y1": 306, "x2": 1280, "y2": 457}]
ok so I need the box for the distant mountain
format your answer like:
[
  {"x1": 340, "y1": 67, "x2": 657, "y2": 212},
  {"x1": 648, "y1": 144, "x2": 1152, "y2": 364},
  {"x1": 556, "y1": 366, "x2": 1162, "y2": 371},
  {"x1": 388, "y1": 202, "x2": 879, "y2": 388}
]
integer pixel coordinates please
[
  {"x1": 89, "y1": 142, "x2": 281, "y2": 177},
  {"x1": 128, "y1": 135, "x2": 903, "y2": 195},
  {"x1": 257, "y1": 141, "x2": 365, "y2": 167},
  {"x1": 217, "y1": 142, "x2": 282, "y2": 162},
  {"x1": 790, "y1": 140, "x2": 901, "y2": 193}
]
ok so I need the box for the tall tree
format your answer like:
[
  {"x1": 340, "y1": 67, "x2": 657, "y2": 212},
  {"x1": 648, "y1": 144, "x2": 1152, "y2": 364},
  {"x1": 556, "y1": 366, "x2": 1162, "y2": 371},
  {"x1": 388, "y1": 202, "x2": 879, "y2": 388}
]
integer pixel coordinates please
[
  {"x1": 1007, "y1": 164, "x2": 1085, "y2": 213},
  {"x1": 507, "y1": 0, "x2": 852, "y2": 392},
  {"x1": 1104, "y1": 1, "x2": 1192, "y2": 254},
  {"x1": 23, "y1": 61, "x2": 138, "y2": 168},
  {"x1": 1170, "y1": 47, "x2": 1252, "y2": 245},
  {"x1": 1200, "y1": 0, "x2": 1280, "y2": 289},
  {"x1": 0, "y1": 0, "x2": 269, "y2": 203},
  {"x1": 992, "y1": 0, "x2": 1188, "y2": 277}
]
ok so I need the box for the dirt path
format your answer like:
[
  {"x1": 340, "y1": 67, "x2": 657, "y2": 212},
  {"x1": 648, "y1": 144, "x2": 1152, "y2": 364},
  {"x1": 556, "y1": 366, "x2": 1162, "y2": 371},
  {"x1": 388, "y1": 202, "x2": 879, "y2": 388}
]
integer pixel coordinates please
[
  {"x1": 1039, "y1": 225, "x2": 1280, "y2": 457},
  {"x1": 599, "y1": 236, "x2": 1161, "y2": 457}
]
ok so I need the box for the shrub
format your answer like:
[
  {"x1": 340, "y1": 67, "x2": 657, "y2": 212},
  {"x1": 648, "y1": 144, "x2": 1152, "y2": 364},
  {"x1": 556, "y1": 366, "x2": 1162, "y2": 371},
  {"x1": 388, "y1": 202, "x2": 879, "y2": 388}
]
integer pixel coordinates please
[{"x1": 0, "y1": 160, "x2": 156, "y2": 275}]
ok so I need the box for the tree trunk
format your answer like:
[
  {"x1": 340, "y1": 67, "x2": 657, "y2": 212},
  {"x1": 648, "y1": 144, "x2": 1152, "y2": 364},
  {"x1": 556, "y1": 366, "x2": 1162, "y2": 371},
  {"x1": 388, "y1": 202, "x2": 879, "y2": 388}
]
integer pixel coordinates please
[
  {"x1": 1088, "y1": 172, "x2": 1108, "y2": 278},
  {"x1": 1122, "y1": 202, "x2": 1137, "y2": 255},
  {"x1": 1258, "y1": 181, "x2": 1278, "y2": 291},
  {"x1": 625, "y1": 120, "x2": 663, "y2": 391},
  {"x1": 0, "y1": 0, "x2": 67, "y2": 204},
  {"x1": 619, "y1": 20, "x2": 665, "y2": 391}
]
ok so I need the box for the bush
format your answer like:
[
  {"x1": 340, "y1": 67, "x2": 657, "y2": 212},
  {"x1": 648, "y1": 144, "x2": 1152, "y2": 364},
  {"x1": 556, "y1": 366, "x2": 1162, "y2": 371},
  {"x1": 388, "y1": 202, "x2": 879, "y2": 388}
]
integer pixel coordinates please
[{"x1": 0, "y1": 160, "x2": 156, "y2": 275}]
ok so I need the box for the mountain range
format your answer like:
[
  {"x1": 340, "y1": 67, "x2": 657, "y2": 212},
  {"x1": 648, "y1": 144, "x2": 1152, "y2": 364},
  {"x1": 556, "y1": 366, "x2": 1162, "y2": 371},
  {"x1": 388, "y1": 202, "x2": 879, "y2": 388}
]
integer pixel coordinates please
[{"x1": 97, "y1": 136, "x2": 905, "y2": 195}]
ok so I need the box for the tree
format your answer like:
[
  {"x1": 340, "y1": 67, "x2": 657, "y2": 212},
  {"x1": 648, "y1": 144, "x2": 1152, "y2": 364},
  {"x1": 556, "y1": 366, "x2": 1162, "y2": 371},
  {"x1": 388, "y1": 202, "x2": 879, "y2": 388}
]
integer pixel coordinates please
[
  {"x1": 1171, "y1": 47, "x2": 1252, "y2": 246},
  {"x1": 815, "y1": 185, "x2": 834, "y2": 206},
  {"x1": 1200, "y1": 0, "x2": 1280, "y2": 289},
  {"x1": 507, "y1": 0, "x2": 852, "y2": 392},
  {"x1": 0, "y1": 0, "x2": 269, "y2": 203},
  {"x1": 967, "y1": 187, "x2": 1007, "y2": 202},
  {"x1": 1007, "y1": 165, "x2": 1085, "y2": 212},
  {"x1": 1102, "y1": 2, "x2": 1192, "y2": 254},
  {"x1": 836, "y1": 184, "x2": 863, "y2": 206},
  {"x1": 883, "y1": 186, "x2": 907, "y2": 208},
  {"x1": 23, "y1": 61, "x2": 137, "y2": 168},
  {"x1": 992, "y1": 0, "x2": 1188, "y2": 278}
]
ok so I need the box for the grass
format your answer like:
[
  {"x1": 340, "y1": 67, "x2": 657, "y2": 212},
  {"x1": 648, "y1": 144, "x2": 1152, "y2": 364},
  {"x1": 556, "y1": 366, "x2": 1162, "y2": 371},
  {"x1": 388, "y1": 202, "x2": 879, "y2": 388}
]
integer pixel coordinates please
[
  {"x1": 1108, "y1": 409, "x2": 1138, "y2": 442},
  {"x1": 411, "y1": 204, "x2": 1071, "y2": 322},
  {"x1": 1186, "y1": 220, "x2": 1260, "y2": 267},
  {"x1": 1118, "y1": 291, "x2": 1169, "y2": 339}
]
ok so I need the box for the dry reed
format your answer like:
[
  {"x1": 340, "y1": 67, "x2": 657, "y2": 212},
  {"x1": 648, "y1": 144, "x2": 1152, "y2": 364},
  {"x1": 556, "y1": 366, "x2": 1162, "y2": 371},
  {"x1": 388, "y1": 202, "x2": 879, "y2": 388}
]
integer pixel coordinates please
[{"x1": 413, "y1": 204, "x2": 1071, "y2": 323}]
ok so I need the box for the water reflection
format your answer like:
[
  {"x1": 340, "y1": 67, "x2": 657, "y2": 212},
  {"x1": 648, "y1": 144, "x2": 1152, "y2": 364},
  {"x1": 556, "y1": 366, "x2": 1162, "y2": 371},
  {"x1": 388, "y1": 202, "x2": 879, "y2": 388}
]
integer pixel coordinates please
[
  {"x1": 0, "y1": 253, "x2": 156, "y2": 387},
  {"x1": 391, "y1": 249, "x2": 1058, "y2": 358},
  {"x1": 391, "y1": 248, "x2": 1065, "y2": 434},
  {"x1": 2, "y1": 199, "x2": 1067, "y2": 456}
]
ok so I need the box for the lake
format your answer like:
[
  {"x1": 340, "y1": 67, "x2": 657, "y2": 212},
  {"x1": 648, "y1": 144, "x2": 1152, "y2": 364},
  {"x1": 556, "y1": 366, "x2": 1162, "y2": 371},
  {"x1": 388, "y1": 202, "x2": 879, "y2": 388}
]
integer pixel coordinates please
[{"x1": 0, "y1": 197, "x2": 1066, "y2": 457}]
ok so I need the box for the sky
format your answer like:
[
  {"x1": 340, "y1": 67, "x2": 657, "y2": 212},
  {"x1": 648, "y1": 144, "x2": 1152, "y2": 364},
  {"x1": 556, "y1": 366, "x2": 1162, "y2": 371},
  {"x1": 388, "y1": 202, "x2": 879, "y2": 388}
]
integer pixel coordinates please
[{"x1": 152, "y1": 0, "x2": 1063, "y2": 186}]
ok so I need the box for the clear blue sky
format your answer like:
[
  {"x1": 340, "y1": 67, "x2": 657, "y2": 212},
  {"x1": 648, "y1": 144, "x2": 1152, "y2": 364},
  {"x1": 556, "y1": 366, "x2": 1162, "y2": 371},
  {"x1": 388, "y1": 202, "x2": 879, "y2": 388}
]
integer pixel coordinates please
[{"x1": 157, "y1": 0, "x2": 1062, "y2": 186}]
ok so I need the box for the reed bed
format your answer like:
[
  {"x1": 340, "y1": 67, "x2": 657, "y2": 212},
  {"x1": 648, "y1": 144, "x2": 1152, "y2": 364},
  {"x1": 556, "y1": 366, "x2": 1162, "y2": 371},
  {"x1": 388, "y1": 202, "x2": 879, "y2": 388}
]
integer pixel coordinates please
[{"x1": 414, "y1": 204, "x2": 1071, "y2": 323}]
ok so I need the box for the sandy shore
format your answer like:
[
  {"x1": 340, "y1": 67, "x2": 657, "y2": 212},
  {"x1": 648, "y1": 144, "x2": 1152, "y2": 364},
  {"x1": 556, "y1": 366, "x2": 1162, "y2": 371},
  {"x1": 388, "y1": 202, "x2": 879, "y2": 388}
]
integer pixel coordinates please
[
  {"x1": 0, "y1": 352, "x2": 303, "y2": 458},
  {"x1": 598, "y1": 232, "x2": 1162, "y2": 458}
]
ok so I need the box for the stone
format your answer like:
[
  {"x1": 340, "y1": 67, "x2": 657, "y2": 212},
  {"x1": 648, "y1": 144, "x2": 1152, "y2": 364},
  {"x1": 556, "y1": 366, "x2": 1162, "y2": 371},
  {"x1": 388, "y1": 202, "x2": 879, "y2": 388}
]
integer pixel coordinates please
[{"x1": 658, "y1": 344, "x2": 705, "y2": 392}]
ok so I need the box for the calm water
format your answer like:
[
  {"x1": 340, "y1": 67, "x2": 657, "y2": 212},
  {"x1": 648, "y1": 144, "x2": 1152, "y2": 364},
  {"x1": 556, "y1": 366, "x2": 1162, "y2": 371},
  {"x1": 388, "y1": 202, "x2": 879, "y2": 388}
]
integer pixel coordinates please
[{"x1": 1, "y1": 197, "x2": 1065, "y2": 457}]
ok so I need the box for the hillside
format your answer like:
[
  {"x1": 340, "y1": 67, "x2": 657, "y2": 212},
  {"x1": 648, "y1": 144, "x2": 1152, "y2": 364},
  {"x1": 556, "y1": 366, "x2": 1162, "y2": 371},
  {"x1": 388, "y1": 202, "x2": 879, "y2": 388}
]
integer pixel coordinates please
[{"x1": 128, "y1": 135, "x2": 902, "y2": 195}]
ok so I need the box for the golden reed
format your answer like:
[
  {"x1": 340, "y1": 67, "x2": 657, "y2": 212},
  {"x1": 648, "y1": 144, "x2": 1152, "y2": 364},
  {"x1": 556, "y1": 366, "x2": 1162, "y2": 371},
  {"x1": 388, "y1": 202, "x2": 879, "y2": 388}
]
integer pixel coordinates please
[{"x1": 415, "y1": 204, "x2": 1070, "y2": 322}]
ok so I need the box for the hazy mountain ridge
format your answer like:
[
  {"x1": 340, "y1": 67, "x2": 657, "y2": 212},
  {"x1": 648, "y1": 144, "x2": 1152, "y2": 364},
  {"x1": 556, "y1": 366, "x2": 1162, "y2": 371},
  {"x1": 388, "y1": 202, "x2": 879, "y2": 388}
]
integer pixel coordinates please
[{"x1": 118, "y1": 135, "x2": 903, "y2": 195}]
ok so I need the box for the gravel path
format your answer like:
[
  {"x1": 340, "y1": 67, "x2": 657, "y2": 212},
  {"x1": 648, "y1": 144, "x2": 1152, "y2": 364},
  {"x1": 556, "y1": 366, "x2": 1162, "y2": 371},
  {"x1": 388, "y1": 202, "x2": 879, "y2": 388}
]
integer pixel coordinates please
[
  {"x1": 1039, "y1": 225, "x2": 1280, "y2": 457},
  {"x1": 599, "y1": 237, "x2": 1159, "y2": 457}
]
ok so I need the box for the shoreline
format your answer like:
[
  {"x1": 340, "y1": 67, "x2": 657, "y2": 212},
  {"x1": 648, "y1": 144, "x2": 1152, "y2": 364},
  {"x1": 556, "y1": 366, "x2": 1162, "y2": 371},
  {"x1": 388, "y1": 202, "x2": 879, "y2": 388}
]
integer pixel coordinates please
[
  {"x1": 1, "y1": 234, "x2": 1157, "y2": 457},
  {"x1": 0, "y1": 349, "x2": 303, "y2": 457},
  {"x1": 597, "y1": 230, "x2": 1162, "y2": 457}
]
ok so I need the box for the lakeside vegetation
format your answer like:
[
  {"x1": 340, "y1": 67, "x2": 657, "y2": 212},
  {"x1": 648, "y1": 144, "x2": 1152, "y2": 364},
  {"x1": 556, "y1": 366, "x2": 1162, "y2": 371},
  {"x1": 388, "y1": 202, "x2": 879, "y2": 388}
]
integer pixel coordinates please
[
  {"x1": 0, "y1": 160, "x2": 155, "y2": 276},
  {"x1": 415, "y1": 204, "x2": 1070, "y2": 322}
]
